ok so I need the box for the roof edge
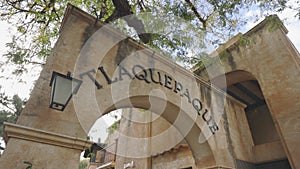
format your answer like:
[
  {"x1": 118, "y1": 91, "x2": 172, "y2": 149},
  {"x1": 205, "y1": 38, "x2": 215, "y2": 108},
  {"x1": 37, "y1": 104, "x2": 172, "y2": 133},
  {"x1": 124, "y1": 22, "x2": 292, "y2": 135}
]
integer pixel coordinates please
[
  {"x1": 59, "y1": 3, "x2": 102, "y2": 33},
  {"x1": 191, "y1": 15, "x2": 289, "y2": 72},
  {"x1": 244, "y1": 15, "x2": 288, "y2": 37}
]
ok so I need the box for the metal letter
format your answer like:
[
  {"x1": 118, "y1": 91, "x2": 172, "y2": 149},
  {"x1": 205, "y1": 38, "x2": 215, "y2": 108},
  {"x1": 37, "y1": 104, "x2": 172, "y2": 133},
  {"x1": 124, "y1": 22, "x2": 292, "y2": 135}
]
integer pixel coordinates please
[
  {"x1": 79, "y1": 69, "x2": 102, "y2": 89},
  {"x1": 174, "y1": 81, "x2": 183, "y2": 93},
  {"x1": 209, "y1": 123, "x2": 219, "y2": 135},
  {"x1": 202, "y1": 109, "x2": 212, "y2": 125},
  {"x1": 98, "y1": 66, "x2": 118, "y2": 84},
  {"x1": 192, "y1": 98, "x2": 203, "y2": 115},
  {"x1": 119, "y1": 64, "x2": 132, "y2": 80},
  {"x1": 149, "y1": 68, "x2": 163, "y2": 85},
  {"x1": 164, "y1": 74, "x2": 173, "y2": 89},
  {"x1": 132, "y1": 65, "x2": 151, "y2": 83},
  {"x1": 180, "y1": 88, "x2": 192, "y2": 103}
]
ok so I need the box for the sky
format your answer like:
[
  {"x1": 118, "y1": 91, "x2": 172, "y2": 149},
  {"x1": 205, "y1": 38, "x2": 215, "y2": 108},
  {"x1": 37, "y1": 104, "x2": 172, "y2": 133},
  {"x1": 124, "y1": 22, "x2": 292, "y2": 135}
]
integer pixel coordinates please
[
  {"x1": 243, "y1": 4, "x2": 300, "y2": 49},
  {"x1": 0, "y1": 4, "x2": 300, "y2": 149}
]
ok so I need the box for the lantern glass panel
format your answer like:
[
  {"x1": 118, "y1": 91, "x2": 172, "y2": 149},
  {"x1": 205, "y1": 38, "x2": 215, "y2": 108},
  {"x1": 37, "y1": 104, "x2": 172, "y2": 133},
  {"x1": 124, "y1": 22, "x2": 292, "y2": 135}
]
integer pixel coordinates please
[
  {"x1": 52, "y1": 75, "x2": 73, "y2": 105},
  {"x1": 50, "y1": 72, "x2": 82, "y2": 111}
]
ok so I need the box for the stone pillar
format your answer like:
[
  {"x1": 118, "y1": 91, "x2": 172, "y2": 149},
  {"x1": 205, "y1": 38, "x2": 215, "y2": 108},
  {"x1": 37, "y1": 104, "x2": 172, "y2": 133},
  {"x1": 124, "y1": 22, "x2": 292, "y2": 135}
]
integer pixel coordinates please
[
  {"x1": 115, "y1": 108, "x2": 151, "y2": 169},
  {"x1": 0, "y1": 122, "x2": 92, "y2": 169}
]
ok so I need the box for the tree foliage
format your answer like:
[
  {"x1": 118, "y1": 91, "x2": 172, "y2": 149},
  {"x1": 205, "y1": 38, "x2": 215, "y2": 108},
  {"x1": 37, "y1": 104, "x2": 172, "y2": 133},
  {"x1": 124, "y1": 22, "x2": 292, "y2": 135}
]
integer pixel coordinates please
[
  {"x1": 1, "y1": 0, "x2": 299, "y2": 71},
  {"x1": 0, "y1": 94, "x2": 25, "y2": 137},
  {"x1": 78, "y1": 159, "x2": 89, "y2": 169},
  {"x1": 107, "y1": 120, "x2": 119, "y2": 135}
]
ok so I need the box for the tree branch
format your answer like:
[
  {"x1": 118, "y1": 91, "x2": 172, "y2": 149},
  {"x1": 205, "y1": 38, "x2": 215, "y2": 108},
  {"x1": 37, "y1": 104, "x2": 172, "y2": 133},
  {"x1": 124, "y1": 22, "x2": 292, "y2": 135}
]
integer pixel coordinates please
[
  {"x1": 0, "y1": 96, "x2": 15, "y2": 112},
  {"x1": 25, "y1": 60, "x2": 45, "y2": 65},
  {"x1": 137, "y1": 0, "x2": 146, "y2": 11},
  {"x1": 52, "y1": 7, "x2": 60, "y2": 21},
  {"x1": 0, "y1": 11, "x2": 22, "y2": 17},
  {"x1": 104, "y1": 9, "x2": 119, "y2": 23},
  {"x1": 184, "y1": 0, "x2": 207, "y2": 30},
  {"x1": 105, "y1": 0, "x2": 151, "y2": 43},
  {"x1": 6, "y1": 0, "x2": 39, "y2": 14}
]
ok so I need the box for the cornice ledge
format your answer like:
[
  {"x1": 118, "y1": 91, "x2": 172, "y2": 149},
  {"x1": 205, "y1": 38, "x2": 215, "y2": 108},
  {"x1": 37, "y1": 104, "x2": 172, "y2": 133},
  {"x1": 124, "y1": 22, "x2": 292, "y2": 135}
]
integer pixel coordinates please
[{"x1": 3, "y1": 122, "x2": 93, "y2": 151}]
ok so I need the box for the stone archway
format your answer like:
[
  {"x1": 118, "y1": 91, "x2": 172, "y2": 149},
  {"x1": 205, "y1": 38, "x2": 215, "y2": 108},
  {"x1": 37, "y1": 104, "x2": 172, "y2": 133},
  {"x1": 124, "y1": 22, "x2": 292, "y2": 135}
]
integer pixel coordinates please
[
  {"x1": 0, "y1": 5, "x2": 242, "y2": 169},
  {"x1": 217, "y1": 70, "x2": 290, "y2": 167},
  {"x1": 195, "y1": 17, "x2": 300, "y2": 169},
  {"x1": 210, "y1": 70, "x2": 256, "y2": 89}
]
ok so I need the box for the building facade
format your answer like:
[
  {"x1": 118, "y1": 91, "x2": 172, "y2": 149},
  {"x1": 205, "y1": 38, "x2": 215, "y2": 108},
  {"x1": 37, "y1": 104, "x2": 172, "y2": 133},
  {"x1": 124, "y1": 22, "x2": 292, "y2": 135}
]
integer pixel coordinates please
[
  {"x1": 87, "y1": 14, "x2": 299, "y2": 169},
  {"x1": 0, "y1": 4, "x2": 299, "y2": 169}
]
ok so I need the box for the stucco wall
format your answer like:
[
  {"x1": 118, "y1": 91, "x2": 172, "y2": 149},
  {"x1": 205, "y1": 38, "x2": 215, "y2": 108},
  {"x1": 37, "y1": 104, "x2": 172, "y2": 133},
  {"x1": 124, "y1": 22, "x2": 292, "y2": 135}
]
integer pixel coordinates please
[
  {"x1": 152, "y1": 145, "x2": 196, "y2": 169},
  {"x1": 194, "y1": 16, "x2": 299, "y2": 168},
  {"x1": 2, "y1": 4, "x2": 298, "y2": 169},
  {"x1": 246, "y1": 104, "x2": 280, "y2": 145}
]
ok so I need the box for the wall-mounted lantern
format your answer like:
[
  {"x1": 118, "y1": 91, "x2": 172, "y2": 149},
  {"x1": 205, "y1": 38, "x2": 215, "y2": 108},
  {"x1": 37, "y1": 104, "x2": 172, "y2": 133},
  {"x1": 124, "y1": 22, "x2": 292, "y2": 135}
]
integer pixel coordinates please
[{"x1": 49, "y1": 71, "x2": 82, "y2": 111}]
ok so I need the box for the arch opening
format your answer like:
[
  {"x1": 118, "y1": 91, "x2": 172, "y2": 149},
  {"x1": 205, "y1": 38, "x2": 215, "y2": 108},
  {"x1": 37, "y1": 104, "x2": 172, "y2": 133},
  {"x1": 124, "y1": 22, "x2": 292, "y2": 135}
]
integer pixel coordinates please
[
  {"x1": 220, "y1": 70, "x2": 291, "y2": 168},
  {"x1": 227, "y1": 80, "x2": 280, "y2": 145},
  {"x1": 85, "y1": 107, "x2": 208, "y2": 169}
]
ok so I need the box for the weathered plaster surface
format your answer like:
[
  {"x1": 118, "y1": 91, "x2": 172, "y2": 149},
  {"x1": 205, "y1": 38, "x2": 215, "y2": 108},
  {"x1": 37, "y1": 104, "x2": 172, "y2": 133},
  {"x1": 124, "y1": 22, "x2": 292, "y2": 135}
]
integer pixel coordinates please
[
  {"x1": 0, "y1": 4, "x2": 298, "y2": 169},
  {"x1": 194, "y1": 17, "x2": 300, "y2": 169}
]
